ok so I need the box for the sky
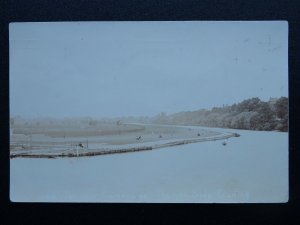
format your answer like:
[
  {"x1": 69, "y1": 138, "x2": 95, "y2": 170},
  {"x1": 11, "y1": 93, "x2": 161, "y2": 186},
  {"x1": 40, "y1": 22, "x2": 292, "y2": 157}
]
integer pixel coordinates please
[{"x1": 9, "y1": 21, "x2": 288, "y2": 118}]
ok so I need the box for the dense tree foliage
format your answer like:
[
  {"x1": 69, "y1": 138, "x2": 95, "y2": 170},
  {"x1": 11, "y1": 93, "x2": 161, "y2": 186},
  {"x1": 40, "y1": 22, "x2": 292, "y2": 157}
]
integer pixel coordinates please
[
  {"x1": 10, "y1": 97, "x2": 288, "y2": 132},
  {"x1": 153, "y1": 97, "x2": 288, "y2": 132}
]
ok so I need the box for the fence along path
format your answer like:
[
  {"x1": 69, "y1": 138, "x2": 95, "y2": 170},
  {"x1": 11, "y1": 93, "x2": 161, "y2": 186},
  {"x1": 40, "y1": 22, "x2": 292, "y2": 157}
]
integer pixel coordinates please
[{"x1": 10, "y1": 132, "x2": 240, "y2": 159}]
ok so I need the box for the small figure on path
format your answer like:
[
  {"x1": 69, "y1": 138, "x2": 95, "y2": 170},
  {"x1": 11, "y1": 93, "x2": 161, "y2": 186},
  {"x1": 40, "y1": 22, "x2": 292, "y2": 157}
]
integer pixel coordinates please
[
  {"x1": 78, "y1": 142, "x2": 84, "y2": 148},
  {"x1": 136, "y1": 136, "x2": 141, "y2": 140}
]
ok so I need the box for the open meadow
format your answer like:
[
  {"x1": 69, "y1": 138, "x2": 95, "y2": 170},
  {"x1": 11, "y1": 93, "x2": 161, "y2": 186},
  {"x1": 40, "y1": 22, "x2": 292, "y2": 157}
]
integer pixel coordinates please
[{"x1": 10, "y1": 122, "x2": 235, "y2": 158}]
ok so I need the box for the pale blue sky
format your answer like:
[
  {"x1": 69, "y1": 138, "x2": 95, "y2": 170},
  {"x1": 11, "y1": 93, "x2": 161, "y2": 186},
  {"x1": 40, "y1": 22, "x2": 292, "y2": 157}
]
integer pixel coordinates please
[{"x1": 10, "y1": 21, "x2": 288, "y2": 118}]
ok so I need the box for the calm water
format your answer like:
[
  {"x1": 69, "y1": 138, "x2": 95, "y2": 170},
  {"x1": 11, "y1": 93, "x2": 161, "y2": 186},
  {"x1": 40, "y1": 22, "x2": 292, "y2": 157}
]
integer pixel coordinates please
[{"x1": 10, "y1": 128, "x2": 288, "y2": 203}]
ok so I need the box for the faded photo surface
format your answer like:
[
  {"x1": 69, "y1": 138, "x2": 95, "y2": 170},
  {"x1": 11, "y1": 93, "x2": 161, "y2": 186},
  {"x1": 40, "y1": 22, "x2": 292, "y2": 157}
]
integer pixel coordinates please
[{"x1": 10, "y1": 21, "x2": 288, "y2": 203}]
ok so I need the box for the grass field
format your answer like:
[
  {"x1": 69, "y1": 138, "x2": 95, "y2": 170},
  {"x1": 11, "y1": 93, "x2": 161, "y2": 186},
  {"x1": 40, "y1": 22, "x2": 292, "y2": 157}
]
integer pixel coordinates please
[{"x1": 10, "y1": 122, "x2": 236, "y2": 158}]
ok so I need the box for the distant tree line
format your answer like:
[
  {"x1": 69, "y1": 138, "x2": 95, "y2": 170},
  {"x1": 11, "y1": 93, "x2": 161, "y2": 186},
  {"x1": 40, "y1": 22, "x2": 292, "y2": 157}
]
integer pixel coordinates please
[{"x1": 152, "y1": 97, "x2": 288, "y2": 132}]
